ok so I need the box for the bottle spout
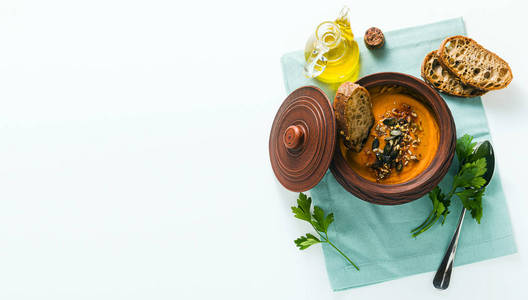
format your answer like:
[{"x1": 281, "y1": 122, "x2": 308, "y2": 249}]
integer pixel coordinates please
[{"x1": 335, "y1": 5, "x2": 354, "y2": 41}]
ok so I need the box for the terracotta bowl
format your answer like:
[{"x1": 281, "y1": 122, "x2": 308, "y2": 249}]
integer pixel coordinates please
[{"x1": 330, "y1": 72, "x2": 456, "y2": 205}]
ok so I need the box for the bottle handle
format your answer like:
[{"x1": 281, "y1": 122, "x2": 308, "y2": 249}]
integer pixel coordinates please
[{"x1": 303, "y1": 41, "x2": 329, "y2": 79}]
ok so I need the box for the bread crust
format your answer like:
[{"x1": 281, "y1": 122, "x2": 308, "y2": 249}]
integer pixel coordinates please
[
  {"x1": 333, "y1": 82, "x2": 374, "y2": 152},
  {"x1": 421, "y1": 50, "x2": 486, "y2": 98},
  {"x1": 437, "y1": 35, "x2": 513, "y2": 91}
]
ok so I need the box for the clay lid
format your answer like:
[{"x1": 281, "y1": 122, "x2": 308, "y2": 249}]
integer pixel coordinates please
[{"x1": 269, "y1": 86, "x2": 336, "y2": 192}]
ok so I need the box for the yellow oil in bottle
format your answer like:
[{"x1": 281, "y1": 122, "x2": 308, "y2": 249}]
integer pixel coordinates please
[{"x1": 304, "y1": 8, "x2": 360, "y2": 83}]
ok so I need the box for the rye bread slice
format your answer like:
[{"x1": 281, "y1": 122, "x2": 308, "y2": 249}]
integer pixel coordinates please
[
  {"x1": 421, "y1": 50, "x2": 486, "y2": 97},
  {"x1": 437, "y1": 36, "x2": 513, "y2": 91},
  {"x1": 333, "y1": 82, "x2": 374, "y2": 152}
]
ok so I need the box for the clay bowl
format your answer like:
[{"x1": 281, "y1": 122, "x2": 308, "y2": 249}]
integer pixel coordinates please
[{"x1": 330, "y1": 72, "x2": 456, "y2": 205}]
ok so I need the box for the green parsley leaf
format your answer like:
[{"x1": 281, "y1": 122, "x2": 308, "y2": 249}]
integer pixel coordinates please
[
  {"x1": 456, "y1": 188, "x2": 485, "y2": 223},
  {"x1": 312, "y1": 206, "x2": 326, "y2": 232},
  {"x1": 455, "y1": 134, "x2": 477, "y2": 165},
  {"x1": 440, "y1": 197, "x2": 451, "y2": 224},
  {"x1": 325, "y1": 213, "x2": 335, "y2": 230},
  {"x1": 294, "y1": 233, "x2": 321, "y2": 250},
  {"x1": 429, "y1": 186, "x2": 443, "y2": 203},
  {"x1": 312, "y1": 206, "x2": 334, "y2": 233},
  {"x1": 291, "y1": 193, "x2": 312, "y2": 222},
  {"x1": 467, "y1": 141, "x2": 495, "y2": 186},
  {"x1": 291, "y1": 193, "x2": 359, "y2": 270},
  {"x1": 453, "y1": 158, "x2": 487, "y2": 189},
  {"x1": 412, "y1": 186, "x2": 449, "y2": 236},
  {"x1": 412, "y1": 135, "x2": 491, "y2": 236}
]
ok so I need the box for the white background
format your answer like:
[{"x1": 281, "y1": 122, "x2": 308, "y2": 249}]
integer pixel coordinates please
[{"x1": 0, "y1": 0, "x2": 527, "y2": 299}]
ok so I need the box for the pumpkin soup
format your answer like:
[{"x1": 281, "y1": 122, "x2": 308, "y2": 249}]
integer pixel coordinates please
[{"x1": 341, "y1": 92, "x2": 439, "y2": 184}]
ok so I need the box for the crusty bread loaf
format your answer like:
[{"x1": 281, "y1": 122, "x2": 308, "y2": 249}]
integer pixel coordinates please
[
  {"x1": 421, "y1": 50, "x2": 486, "y2": 97},
  {"x1": 437, "y1": 36, "x2": 513, "y2": 91},
  {"x1": 333, "y1": 82, "x2": 374, "y2": 152}
]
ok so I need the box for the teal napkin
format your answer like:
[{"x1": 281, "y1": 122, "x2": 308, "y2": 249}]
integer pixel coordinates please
[{"x1": 280, "y1": 17, "x2": 516, "y2": 291}]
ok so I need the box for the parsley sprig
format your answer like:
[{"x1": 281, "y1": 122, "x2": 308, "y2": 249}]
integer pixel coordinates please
[
  {"x1": 412, "y1": 134, "x2": 489, "y2": 237},
  {"x1": 292, "y1": 193, "x2": 359, "y2": 270}
]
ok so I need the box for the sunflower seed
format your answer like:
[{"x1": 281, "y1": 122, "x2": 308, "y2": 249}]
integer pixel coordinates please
[{"x1": 390, "y1": 130, "x2": 401, "y2": 136}]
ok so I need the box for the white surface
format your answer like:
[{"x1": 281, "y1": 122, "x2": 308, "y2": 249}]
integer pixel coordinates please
[{"x1": 0, "y1": 0, "x2": 527, "y2": 299}]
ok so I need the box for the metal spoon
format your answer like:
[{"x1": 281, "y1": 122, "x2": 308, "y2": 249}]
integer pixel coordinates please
[{"x1": 433, "y1": 141, "x2": 495, "y2": 290}]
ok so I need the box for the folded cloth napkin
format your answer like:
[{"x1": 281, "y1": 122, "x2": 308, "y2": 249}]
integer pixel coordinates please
[{"x1": 280, "y1": 17, "x2": 516, "y2": 291}]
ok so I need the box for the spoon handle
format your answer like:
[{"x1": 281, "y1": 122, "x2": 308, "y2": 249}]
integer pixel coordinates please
[{"x1": 433, "y1": 208, "x2": 466, "y2": 290}]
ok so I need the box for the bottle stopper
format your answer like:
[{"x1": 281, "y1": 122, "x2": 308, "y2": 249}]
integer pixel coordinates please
[{"x1": 364, "y1": 27, "x2": 385, "y2": 49}]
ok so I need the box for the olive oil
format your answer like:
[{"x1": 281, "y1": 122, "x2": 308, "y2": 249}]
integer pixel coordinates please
[{"x1": 303, "y1": 7, "x2": 360, "y2": 83}]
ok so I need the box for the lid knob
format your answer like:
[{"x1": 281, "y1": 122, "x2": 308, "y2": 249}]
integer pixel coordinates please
[{"x1": 283, "y1": 125, "x2": 305, "y2": 150}]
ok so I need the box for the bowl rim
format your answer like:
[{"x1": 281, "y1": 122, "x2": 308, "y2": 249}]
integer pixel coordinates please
[{"x1": 329, "y1": 72, "x2": 456, "y2": 205}]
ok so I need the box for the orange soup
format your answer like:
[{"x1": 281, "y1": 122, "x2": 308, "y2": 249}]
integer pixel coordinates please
[{"x1": 341, "y1": 92, "x2": 439, "y2": 184}]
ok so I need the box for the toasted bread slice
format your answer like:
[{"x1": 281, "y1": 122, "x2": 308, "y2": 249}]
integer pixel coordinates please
[
  {"x1": 421, "y1": 50, "x2": 486, "y2": 97},
  {"x1": 437, "y1": 36, "x2": 513, "y2": 91},
  {"x1": 333, "y1": 82, "x2": 374, "y2": 152}
]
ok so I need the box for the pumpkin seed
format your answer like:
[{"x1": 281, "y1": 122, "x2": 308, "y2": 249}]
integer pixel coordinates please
[
  {"x1": 389, "y1": 149, "x2": 398, "y2": 160},
  {"x1": 383, "y1": 142, "x2": 392, "y2": 154},
  {"x1": 383, "y1": 117, "x2": 396, "y2": 126},
  {"x1": 396, "y1": 162, "x2": 403, "y2": 171},
  {"x1": 372, "y1": 138, "x2": 379, "y2": 150},
  {"x1": 376, "y1": 152, "x2": 383, "y2": 161},
  {"x1": 371, "y1": 160, "x2": 383, "y2": 169}
]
